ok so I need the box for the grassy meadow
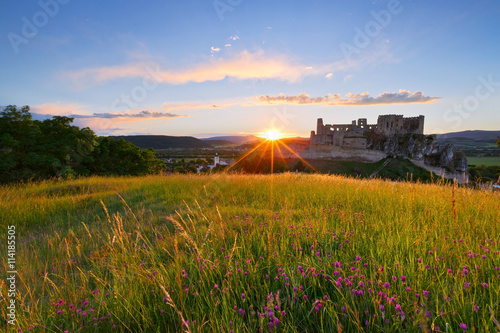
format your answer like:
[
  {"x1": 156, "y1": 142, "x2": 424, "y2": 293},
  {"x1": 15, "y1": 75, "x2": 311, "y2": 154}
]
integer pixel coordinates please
[
  {"x1": 467, "y1": 157, "x2": 500, "y2": 167},
  {"x1": 0, "y1": 173, "x2": 499, "y2": 332}
]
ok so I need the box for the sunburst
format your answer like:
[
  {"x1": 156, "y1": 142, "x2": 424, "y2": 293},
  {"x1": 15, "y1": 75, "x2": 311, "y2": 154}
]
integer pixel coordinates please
[{"x1": 263, "y1": 130, "x2": 282, "y2": 141}]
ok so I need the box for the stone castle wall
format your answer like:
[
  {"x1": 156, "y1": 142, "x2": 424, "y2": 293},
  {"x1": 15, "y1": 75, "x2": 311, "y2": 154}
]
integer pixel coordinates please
[{"x1": 310, "y1": 114, "x2": 425, "y2": 147}]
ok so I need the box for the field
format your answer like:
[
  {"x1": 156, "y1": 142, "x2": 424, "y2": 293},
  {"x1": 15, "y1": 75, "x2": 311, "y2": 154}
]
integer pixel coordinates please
[
  {"x1": 467, "y1": 157, "x2": 500, "y2": 167},
  {"x1": 1, "y1": 174, "x2": 499, "y2": 332}
]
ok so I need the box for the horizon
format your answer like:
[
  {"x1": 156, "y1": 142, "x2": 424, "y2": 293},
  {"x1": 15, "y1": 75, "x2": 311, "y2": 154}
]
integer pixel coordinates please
[{"x1": 1, "y1": 1, "x2": 499, "y2": 137}]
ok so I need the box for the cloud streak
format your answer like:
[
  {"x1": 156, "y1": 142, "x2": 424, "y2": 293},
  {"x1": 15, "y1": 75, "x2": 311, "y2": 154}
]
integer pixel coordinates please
[
  {"x1": 31, "y1": 103, "x2": 186, "y2": 135},
  {"x1": 71, "y1": 110, "x2": 183, "y2": 119},
  {"x1": 256, "y1": 90, "x2": 440, "y2": 106},
  {"x1": 62, "y1": 50, "x2": 328, "y2": 86},
  {"x1": 62, "y1": 44, "x2": 396, "y2": 88}
]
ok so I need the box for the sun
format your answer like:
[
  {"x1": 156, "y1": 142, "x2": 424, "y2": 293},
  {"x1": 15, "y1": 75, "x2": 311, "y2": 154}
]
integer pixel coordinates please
[{"x1": 263, "y1": 130, "x2": 282, "y2": 141}]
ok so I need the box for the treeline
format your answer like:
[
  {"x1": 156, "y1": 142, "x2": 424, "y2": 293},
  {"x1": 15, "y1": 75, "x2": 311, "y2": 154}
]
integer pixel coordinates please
[
  {"x1": 468, "y1": 165, "x2": 500, "y2": 183},
  {"x1": 0, "y1": 105, "x2": 163, "y2": 184}
]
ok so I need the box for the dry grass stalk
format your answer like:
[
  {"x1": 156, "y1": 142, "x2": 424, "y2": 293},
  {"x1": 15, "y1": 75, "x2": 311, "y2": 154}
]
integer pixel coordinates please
[
  {"x1": 160, "y1": 285, "x2": 191, "y2": 333},
  {"x1": 167, "y1": 214, "x2": 202, "y2": 258}
]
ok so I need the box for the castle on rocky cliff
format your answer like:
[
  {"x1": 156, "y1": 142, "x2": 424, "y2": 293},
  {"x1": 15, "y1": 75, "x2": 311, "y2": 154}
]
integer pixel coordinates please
[{"x1": 309, "y1": 114, "x2": 425, "y2": 148}]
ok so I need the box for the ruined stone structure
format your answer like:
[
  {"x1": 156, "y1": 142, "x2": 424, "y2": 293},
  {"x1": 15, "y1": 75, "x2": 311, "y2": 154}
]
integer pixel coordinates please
[
  {"x1": 310, "y1": 114, "x2": 425, "y2": 148},
  {"x1": 301, "y1": 114, "x2": 468, "y2": 179}
]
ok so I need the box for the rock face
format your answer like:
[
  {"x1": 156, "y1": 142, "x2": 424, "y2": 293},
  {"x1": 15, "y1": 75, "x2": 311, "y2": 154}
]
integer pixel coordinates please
[{"x1": 368, "y1": 134, "x2": 468, "y2": 173}]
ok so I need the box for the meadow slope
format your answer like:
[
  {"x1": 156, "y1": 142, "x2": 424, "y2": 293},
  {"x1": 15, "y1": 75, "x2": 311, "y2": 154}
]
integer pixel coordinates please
[{"x1": 0, "y1": 174, "x2": 499, "y2": 332}]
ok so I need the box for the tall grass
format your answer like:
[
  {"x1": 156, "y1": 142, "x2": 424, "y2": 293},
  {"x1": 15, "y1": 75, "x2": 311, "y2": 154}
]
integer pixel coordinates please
[{"x1": 0, "y1": 173, "x2": 499, "y2": 332}]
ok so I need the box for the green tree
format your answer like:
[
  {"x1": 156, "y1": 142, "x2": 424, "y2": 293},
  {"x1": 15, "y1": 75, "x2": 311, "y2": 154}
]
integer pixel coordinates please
[
  {"x1": 89, "y1": 137, "x2": 163, "y2": 176},
  {"x1": 0, "y1": 105, "x2": 164, "y2": 183},
  {"x1": 34, "y1": 116, "x2": 98, "y2": 178},
  {"x1": 0, "y1": 105, "x2": 40, "y2": 182}
]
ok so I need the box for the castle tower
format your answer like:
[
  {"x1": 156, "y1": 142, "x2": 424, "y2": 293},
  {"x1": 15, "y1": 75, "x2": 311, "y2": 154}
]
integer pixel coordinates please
[
  {"x1": 418, "y1": 115, "x2": 425, "y2": 134},
  {"x1": 317, "y1": 118, "x2": 324, "y2": 135},
  {"x1": 358, "y1": 118, "x2": 367, "y2": 128}
]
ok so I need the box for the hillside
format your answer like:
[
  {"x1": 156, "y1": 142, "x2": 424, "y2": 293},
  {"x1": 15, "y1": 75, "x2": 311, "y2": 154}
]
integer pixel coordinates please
[
  {"x1": 202, "y1": 139, "x2": 237, "y2": 147},
  {"x1": 201, "y1": 135, "x2": 259, "y2": 145},
  {"x1": 436, "y1": 130, "x2": 500, "y2": 140},
  {"x1": 112, "y1": 135, "x2": 213, "y2": 149},
  {"x1": 2, "y1": 174, "x2": 498, "y2": 332}
]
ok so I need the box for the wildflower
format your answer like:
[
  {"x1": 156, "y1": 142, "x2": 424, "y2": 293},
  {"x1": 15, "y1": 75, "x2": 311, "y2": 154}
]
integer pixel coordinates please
[
  {"x1": 384, "y1": 282, "x2": 390, "y2": 289},
  {"x1": 459, "y1": 323, "x2": 467, "y2": 331},
  {"x1": 214, "y1": 284, "x2": 218, "y2": 289},
  {"x1": 401, "y1": 276, "x2": 406, "y2": 282},
  {"x1": 423, "y1": 290, "x2": 429, "y2": 299}
]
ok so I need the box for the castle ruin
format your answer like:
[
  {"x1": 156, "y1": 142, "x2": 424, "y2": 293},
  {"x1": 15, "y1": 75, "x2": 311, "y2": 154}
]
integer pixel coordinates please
[{"x1": 309, "y1": 114, "x2": 425, "y2": 148}]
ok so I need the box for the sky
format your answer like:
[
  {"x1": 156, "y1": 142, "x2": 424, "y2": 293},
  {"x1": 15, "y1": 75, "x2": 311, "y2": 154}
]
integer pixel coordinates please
[{"x1": 1, "y1": 0, "x2": 499, "y2": 138}]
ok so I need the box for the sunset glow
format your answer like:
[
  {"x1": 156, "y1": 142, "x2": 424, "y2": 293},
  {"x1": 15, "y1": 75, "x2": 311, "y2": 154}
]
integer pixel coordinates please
[{"x1": 263, "y1": 130, "x2": 282, "y2": 141}]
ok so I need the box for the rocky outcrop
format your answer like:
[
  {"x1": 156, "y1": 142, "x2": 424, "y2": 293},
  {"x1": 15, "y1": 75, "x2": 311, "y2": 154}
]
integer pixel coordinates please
[
  {"x1": 368, "y1": 134, "x2": 468, "y2": 173},
  {"x1": 429, "y1": 143, "x2": 468, "y2": 173}
]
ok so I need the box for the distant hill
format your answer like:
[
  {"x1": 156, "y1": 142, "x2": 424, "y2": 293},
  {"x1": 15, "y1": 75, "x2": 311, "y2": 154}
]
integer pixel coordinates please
[
  {"x1": 436, "y1": 130, "x2": 500, "y2": 141},
  {"x1": 201, "y1": 135, "x2": 259, "y2": 145},
  {"x1": 112, "y1": 135, "x2": 213, "y2": 149},
  {"x1": 202, "y1": 139, "x2": 236, "y2": 147}
]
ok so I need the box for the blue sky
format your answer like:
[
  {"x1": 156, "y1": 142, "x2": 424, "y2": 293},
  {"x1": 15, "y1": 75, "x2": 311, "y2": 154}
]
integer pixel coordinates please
[{"x1": 1, "y1": 0, "x2": 499, "y2": 137}]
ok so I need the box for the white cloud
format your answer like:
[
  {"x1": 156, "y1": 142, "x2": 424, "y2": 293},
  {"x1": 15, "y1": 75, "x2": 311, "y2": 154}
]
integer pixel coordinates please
[{"x1": 325, "y1": 73, "x2": 333, "y2": 79}]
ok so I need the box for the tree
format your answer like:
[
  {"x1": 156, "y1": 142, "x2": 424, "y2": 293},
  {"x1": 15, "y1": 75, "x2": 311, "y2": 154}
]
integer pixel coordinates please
[
  {"x1": 89, "y1": 137, "x2": 164, "y2": 176},
  {"x1": 0, "y1": 105, "x2": 39, "y2": 182},
  {"x1": 293, "y1": 160, "x2": 307, "y2": 172},
  {"x1": 34, "y1": 116, "x2": 98, "y2": 178},
  {"x1": 0, "y1": 105, "x2": 164, "y2": 183}
]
